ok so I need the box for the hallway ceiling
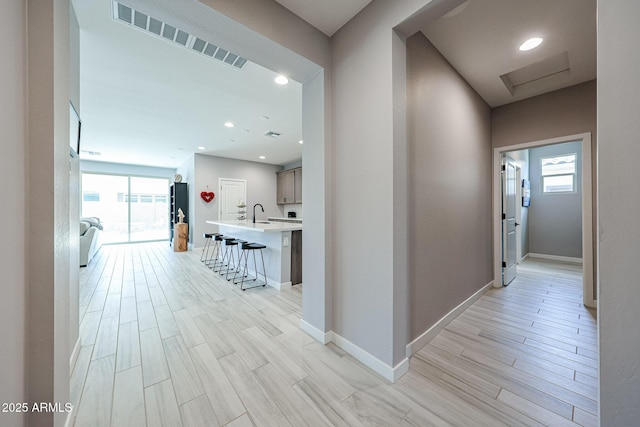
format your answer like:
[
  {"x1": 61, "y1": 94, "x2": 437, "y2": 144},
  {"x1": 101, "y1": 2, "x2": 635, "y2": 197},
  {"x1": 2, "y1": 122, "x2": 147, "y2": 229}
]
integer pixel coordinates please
[
  {"x1": 273, "y1": 0, "x2": 372, "y2": 36},
  {"x1": 420, "y1": 0, "x2": 597, "y2": 107}
]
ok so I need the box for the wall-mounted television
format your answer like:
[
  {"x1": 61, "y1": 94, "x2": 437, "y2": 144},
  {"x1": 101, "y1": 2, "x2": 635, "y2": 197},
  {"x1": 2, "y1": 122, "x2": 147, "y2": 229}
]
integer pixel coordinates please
[{"x1": 70, "y1": 102, "x2": 81, "y2": 157}]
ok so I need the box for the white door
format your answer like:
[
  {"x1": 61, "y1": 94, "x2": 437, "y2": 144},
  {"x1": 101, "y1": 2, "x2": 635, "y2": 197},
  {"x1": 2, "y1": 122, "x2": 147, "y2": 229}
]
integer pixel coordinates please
[
  {"x1": 219, "y1": 178, "x2": 247, "y2": 221},
  {"x1": 502, "y1": 155, "x2": 518, "y2": 285}
]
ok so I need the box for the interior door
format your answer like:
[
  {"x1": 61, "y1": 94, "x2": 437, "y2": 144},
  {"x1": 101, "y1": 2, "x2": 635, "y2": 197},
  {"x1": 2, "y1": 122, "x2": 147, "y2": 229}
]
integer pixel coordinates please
[
  {"x1": 219, "y1": 178, "x2": 247, "y2": 221},
  {"x1": 502, "y1": 155, "x2": 518, "y2": 285}
]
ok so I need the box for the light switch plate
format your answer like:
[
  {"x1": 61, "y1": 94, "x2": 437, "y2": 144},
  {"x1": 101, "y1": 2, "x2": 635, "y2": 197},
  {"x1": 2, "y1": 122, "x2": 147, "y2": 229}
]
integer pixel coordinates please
[{"x1": 283, "y1": 236, "x2": 289, "y2": 247}]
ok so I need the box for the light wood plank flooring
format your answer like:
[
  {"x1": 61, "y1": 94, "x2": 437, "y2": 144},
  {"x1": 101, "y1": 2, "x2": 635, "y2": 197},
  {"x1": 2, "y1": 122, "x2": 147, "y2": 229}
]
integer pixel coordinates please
[{"x1": 71, "y1": 244, "x2": 597, "y2": 426}]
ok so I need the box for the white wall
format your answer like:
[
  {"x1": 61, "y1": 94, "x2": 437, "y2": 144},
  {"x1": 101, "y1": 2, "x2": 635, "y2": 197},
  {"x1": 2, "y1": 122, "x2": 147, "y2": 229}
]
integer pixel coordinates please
[
  {"x1": 598, "y1": 1, "x2": 640, "y2": 425},
  {"x1": 0, "y1": 2, "x2": 27, "y2": 425},
  {"x1": 192, "y1": 154, "x2": 283, "y2": 248}
]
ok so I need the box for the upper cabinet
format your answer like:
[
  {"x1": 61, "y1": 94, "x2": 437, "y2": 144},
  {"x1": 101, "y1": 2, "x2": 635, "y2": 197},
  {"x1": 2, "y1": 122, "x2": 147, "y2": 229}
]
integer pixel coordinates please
[{"x1": 277, "y1": 167, "x2": 302, "y2": 205}]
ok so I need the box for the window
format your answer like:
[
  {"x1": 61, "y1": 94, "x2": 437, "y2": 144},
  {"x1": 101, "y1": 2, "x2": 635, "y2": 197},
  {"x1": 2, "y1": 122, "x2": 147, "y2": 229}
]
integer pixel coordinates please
[{"x1": 541, "y1": 154, "x2": 576, "y2": 193}]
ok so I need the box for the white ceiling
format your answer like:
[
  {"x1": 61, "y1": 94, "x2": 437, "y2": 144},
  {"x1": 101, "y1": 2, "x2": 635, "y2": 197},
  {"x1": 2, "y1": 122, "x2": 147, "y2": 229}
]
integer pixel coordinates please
[
  {"x1": 420, "y1": 0, "x2": 597, "y2": 107},
  {"x1": 74, "y1": 0, "x2": 303, "y2": 168},
  {"x1": 74, "y1": 0, "x2": 596, "y2": 169},
  {"x1": 273, "y1": 0, "x2": 372, "y2": 36}
]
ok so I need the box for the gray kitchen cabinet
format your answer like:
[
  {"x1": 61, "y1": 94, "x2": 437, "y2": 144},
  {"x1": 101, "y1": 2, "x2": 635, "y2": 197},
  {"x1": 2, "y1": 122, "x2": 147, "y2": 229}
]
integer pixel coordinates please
[{"x1": 277, "y1": 167, "x2": 302, "y2": 205}]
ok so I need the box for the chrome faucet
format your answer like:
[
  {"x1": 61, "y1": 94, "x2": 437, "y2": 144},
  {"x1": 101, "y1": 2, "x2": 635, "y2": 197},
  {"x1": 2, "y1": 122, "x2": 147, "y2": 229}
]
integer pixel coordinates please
[{"x1": 252, "y1": 203, "x2": 264, "y2": 223}]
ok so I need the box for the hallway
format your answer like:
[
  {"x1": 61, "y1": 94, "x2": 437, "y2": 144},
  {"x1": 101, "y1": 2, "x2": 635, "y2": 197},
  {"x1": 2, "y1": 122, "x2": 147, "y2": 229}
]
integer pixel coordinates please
[{"x1": 71, "y1": 243, "x2": 596, "y2": 426}]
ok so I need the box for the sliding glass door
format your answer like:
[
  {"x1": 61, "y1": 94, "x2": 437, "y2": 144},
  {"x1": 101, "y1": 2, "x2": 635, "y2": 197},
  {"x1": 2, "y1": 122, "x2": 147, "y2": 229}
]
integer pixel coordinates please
[
  {"x1": 130, "y1": 176, "x2": 169, "y2": 242},
  {"x1": 81, "y1": 173, "x2": 169, "y2": 243}
]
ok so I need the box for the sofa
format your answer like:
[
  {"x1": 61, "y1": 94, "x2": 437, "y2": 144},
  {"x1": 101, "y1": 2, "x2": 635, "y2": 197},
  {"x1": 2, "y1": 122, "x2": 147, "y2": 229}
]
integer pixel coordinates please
[{"x1": 80, "y1": 217, "x2": 103, "y2": 267}]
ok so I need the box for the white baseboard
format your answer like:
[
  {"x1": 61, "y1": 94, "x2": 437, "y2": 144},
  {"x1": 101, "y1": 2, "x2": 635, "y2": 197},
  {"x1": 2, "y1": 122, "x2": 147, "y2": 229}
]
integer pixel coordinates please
[
  {"x1": 300, "y1": 319, "x2": 332, "y2": 344},
  {"x1": 269, "y1": 280, "x2": 292, "y2": 291},
  {"x1": 299, "y1": 320, "x2": 408, "y2": 382},
  {"x1": 70, "y1": 337, "x2": 81, "y2": 372},
  {"x1": 528, "y1": 253, "x2": 583, "y2": 264},
  {"x1": 332, "y1": 332, "x2": 409, "y2": 383},
  {"x1": 406, "y1": 281, "x2": 493, "y2": 358}
]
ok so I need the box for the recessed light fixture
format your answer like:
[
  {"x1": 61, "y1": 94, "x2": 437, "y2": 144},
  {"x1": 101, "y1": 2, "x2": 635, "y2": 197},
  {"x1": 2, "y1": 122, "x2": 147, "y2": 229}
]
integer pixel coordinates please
[
  {"x1": 299, "y1": 140, "x2": 303, "y2": 144},
  {"x1": 224, "y1": 121, "x2": 235, "y2": 128},
  {"x1": 275, "y1": 75, "x2": 289, "y2": 85},
  {"x1": 260, "y1": 115, "x2": 269, "y2": 120},
  {"x1": 259, "y1": 155, "x2": 266, "y2": 160},
  {"x1": 229, "y1": 139, "x2": 235, "y2": 142},
  {"x1": 242, "y1": 129, "x2": 250, "y2": 133},
  {"x1": 198, "y1": 146, "x2": 205, "y2": 150},
  {"x1": 519, "y1": 37, "x2": 543, "y2": 51}
]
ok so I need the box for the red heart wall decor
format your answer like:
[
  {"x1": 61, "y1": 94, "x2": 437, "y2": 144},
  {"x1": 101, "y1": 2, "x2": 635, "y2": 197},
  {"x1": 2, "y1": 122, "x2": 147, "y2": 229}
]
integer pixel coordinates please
[{"x1": 200, "y1": 191, "x2": 215, "y2": 203}]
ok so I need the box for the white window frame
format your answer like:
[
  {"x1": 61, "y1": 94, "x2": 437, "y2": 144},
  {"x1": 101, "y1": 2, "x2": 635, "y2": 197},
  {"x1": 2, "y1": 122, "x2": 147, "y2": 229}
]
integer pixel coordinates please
[{"x1": 540, "y1": 153, "x2": 577, "y2": 194}]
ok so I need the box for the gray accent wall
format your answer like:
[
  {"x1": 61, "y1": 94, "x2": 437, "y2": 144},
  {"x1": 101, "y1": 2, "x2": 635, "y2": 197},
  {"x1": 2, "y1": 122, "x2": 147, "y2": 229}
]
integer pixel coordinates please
[
  {"x1": 406, "y1": 32, "x2": 493, "y2": 342},
  {"x1": 528, "y1": 141, "x2": 582, "y2": 258}
]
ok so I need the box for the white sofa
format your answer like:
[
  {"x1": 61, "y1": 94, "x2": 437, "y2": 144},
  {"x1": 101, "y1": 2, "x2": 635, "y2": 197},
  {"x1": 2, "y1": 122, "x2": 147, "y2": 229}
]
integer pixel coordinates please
[{"x1": 80, "y1": 217, "x2": 103, "y2": 267}]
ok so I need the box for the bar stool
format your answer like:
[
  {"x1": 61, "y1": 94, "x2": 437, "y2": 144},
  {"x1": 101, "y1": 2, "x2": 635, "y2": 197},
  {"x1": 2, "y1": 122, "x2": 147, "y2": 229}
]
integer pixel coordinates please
[
  {"x1": 207, "y1": 234, "x2": 226, "y2": 270},
  {"x1": 222, "y1": 239, "x2": 247, "y2": 280},
  {"x1": 216, "y1": 237, "x2": 238, "y2": 273},
  {"x1": 201, "y1": 233, "x2": 221, "y2": 262},
  {"x1": 233, "y1": 242, "x2": 268, "y2": 291}
]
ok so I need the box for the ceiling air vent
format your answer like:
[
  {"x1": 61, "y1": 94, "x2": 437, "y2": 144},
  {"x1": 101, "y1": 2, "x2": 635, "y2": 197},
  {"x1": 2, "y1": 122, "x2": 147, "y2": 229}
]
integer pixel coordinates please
[
  {"x1": 112, "y1": 1, "x2": 248, "y2": 70},
  {"x1": 264, "y1": 131, "x2": 281, "y2": 138},
  {"x1": 500, "y1": 51, "x2": 571, "y2": 97}
]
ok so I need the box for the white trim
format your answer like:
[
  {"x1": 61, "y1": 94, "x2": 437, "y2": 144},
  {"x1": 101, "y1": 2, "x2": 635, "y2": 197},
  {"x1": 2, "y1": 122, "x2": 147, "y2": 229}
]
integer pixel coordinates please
[
  {"x1": 63, "y1": 409, "x2": 74, "y2": 427},
  {"x1": 299, "y1": 319, "x2": 332, "y2": 344},
  {"x1": 268, "y1": 280, "x2": 292, "y2": 291},
  {"x1": 528, "y1": 253, "x2": 583, "y2": 264},
  {"x1": 332, "y1": 332, "x2": 409, "y2": 383},
  {"x1": 406, "y1": 281, "x2": 493, "y2": 357},
  {"x1": 299, "y1": 321, "x2": 409, "y2": 382},
  {"x1": 493, "y1": 133, "x2": 595, "y2": 309},
  {"x1": 70, "y1": 337, "x2": 81, "y2": 372}
]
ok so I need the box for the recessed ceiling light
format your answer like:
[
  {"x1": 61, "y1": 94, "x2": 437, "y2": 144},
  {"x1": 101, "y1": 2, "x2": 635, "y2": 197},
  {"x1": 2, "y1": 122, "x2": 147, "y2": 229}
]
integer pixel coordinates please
[
  {"x1": 260, "y1": 115, "x2": 269, "y2": 120},
  {"x1": 519, "y1": 37, "x2": 543, "y2": 51},
  {"x1": 224, "y1": 122, "x2": 235, "y2": 128},
  {"x1": 198, "y1": 146, "x2": 205, "y2": 150},
  {"x1": 299, "y1": 140, "x2": 303, "y2": 144},
  {"x1": 228, "y1": 139, "x2": 235, "y2": 142},
  {"x1": 242, "y1": 129, "x2": 250, "y2": 133},
  {"x1": 259, "y1": 156, "x2": 266, "y2": 160},
  {"x1": 275, "y1": 75, "x2": 289, "y2": 85}
]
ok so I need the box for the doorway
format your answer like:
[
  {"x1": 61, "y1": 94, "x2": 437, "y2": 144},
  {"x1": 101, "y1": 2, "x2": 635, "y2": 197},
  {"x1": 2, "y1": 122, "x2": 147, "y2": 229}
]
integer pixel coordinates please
[{"x1": 493, "y1": 133, "x2": 595, "y2": 308}]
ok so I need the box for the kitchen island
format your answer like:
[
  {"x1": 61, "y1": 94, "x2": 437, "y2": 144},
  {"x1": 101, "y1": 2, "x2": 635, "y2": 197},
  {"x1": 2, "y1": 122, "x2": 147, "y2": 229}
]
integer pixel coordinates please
[{"x1": 206, "y1": 220, "x2": 302, "y2": 289}]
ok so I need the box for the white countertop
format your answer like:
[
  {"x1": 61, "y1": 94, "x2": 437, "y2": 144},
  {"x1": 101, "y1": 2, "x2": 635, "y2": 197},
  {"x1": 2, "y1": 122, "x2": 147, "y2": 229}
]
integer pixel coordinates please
[{"x1": 207, "y1": 220, "x2": 302, "y2": 233}]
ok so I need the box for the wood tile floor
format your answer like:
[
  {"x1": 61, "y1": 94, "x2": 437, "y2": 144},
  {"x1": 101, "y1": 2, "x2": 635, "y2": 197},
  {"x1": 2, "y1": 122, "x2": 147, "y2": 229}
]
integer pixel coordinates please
[{"x1": 71, "y1": 244, "x2": 598, "y2": 426}]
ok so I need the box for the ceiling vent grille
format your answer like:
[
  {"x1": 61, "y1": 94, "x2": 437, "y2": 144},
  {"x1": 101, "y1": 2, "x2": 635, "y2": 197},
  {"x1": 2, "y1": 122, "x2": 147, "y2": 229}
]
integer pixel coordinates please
[
  {"x1": 113, "y1": 2, "x2": 248, "y2": 70},
  {"x1": 264, "y1": 131, "x2": 281, "y2": 138}
]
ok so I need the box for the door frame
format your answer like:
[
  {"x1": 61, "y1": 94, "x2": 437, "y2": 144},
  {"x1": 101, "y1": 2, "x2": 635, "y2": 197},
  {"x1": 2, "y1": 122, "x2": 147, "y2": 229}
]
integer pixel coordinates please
[{"x1": 492, "y1": 132, "x2": 595, "y2": 308}]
